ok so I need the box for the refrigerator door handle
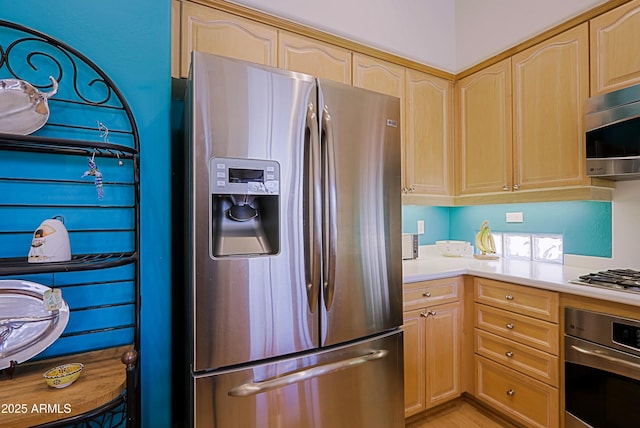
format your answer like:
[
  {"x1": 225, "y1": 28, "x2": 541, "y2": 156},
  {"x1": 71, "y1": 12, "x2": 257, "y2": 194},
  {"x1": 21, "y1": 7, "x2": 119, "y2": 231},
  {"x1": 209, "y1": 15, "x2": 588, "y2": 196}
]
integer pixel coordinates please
[
  {"x1": 321, "y1": 105, "x2": 337, "y2": 310},
  {"x1": 227, "y1": 349, "x2": 388, "y2": 397},
  {"x1": 305, "y1": 102, "x2": 322, "y2": 313}
]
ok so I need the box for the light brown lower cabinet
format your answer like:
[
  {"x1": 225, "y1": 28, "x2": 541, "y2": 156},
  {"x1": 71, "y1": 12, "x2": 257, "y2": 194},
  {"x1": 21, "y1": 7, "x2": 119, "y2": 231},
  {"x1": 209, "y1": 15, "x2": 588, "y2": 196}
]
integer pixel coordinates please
[
  {"x1": 403, "y1": 277, "x2": 561, "y2": 425},
  {"x1": 403, "y1": 278, "x2": 461, "y2": 417},
  {"x1": 473, "y1": 278, "x2": 560, "y2": 428},
  {"x1": 476, "y1": 355, "x2": 559, "y2": 428}
]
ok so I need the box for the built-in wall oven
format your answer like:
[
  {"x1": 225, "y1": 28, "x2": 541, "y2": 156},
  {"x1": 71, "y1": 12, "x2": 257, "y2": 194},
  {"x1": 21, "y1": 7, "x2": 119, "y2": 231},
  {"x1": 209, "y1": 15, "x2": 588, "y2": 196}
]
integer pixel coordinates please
[{"x1": 565, "y1": 307, "x2": 640, "y2": 427}]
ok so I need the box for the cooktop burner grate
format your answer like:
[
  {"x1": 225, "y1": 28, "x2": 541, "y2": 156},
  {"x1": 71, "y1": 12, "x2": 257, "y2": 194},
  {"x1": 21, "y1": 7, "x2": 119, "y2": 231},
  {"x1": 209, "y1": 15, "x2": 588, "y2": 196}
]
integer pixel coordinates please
[{"x1": 572, "y1": 269, "x2": 640, "y2": 293}]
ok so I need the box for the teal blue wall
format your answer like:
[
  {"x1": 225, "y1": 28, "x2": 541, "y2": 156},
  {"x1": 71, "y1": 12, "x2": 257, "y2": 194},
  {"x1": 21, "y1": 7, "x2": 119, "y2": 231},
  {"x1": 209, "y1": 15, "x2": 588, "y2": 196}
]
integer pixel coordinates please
[
  {"x1": 403, "y1": 201, "x2": 612, "y2": 257},
  {"x1": 3, "y1": 3, "x2": 171, "y2": 427},
  {"x1": 402, "y1": 206, "x2": 450, "y2": 245}
]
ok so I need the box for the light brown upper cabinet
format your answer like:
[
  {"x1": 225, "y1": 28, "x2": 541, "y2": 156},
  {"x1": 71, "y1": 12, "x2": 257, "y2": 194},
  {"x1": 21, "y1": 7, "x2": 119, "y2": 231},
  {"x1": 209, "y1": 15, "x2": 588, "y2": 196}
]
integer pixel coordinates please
[
  {"x1": 457, "y1": 59, "x2": 513, "y2": 195},
  {"x1": 590, "y1": 0, "x2": 640, "y2": 95},
  {"x1": 457, "y1": 24, "x2": 595, "y2": 200},
  {"x1": 351, "y1": 54, "x2": 407, "y2": 189},
  {"x1": 352, "y1": 53, "x2": 405, "y2": 98},
  {"x1": 511, "y1": 24, "x2": 590, "y2": 191},
  {"x1": 405, "y1": 69, "x2": 454, "y2": 198},
  {"x1": 177, "y1": 2, "x2": 277, "y2": 77},
  {"x1": 278, "y1": 31, "x2": 351, "y2": 84}
]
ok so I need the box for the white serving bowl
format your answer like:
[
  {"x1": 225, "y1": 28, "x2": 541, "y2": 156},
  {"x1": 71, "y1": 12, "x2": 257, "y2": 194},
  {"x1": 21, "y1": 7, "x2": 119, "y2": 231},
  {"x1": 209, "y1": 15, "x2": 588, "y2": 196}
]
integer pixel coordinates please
[{"x1": 435, "y1": 240, "x2": 470, "y2": 257}]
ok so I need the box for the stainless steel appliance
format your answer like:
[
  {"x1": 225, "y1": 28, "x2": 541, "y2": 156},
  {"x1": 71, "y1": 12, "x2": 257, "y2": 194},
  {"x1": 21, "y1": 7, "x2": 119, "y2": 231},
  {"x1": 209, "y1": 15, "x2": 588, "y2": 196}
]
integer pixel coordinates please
[
  {"x1": 402, "y1": 233, "x2": 419, "y2": 260},
  {"x1": 565, "y1": 307, "x2": 640, "y2": 427},
  {"x1": 183, "y1": 51, "x2": 403, "y2": 427},
  {"x1": 571, "y1": 269, "x2": 640, "y2": 293},
  {"x1": 585, "y1": 82, "x2": 640, "y2": 179}
]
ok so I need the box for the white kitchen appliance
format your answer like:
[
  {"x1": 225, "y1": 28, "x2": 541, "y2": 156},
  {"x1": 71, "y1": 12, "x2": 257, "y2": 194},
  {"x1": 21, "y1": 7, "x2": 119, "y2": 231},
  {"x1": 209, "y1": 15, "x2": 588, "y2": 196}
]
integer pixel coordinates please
[
  {"x1": 179, "y1": 52, "x2": 403, "y2": 428},
  {"x1": 402, "y1": 233, "x2": 419, "y2": 259},
  {"x1": 27, "y1": 216, "x2": 71, "y2": 263}
]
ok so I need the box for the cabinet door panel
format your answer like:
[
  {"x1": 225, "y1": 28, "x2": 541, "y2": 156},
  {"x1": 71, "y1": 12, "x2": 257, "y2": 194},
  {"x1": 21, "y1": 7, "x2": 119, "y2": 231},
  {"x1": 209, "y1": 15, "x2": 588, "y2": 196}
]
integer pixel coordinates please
[
  {"x1": 278, "y1": 31, "x2": 351, "y2": 83},
  {"x1": 405, "y1": 69, "x2": 454, "y2": 195},
  {"x1": 475, "y1": 304, "x2": 559, "y2": 354},
  {"x1": 403, "y1": 277, "x2": 460, "y2": 311},
  {"x1": 180, "y1": 3, "x2": 277, "y2": 77},
  {"x1": 457, "y1": 59, "x2": 512, "y2": 194},
  {"x1": 476, "y1": 356, "x2": 559, "y2": 428},
  {"x1": 425, "y1": 302, "x2": 461, "y2": 407},
  {"x1": 403, "y1": 308, "x2": 426, "y2": 417},
  {"x1": 352, "y1": 53, "x2": 404, "y2": 98},
  {"x1": 512, "y1": 24, "x2": 589, "y2": 190},
  {"x1": 474, "y1": 277, "x2": 559, "y2": 323},
  {"x1": 475, "y1": 329, "x2": 559, "y2": 386},
  {"x1": 590, "y1": 0, "x2": 640, "y2": 95}
]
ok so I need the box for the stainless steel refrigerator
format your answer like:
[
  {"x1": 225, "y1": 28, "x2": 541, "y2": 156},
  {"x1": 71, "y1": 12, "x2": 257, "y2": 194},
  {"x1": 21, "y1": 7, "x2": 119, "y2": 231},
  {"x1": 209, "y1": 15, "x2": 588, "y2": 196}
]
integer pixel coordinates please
[{"x1": 184, "y1": 51, "x2": 403, "y2": 427}]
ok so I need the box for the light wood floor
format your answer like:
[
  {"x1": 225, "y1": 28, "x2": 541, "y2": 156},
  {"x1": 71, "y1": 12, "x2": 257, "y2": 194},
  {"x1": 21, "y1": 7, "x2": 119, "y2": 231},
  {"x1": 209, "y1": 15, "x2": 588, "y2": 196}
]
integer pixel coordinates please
[{"x1": 405, "y1": 397, "x2": 520, "y2": 428}]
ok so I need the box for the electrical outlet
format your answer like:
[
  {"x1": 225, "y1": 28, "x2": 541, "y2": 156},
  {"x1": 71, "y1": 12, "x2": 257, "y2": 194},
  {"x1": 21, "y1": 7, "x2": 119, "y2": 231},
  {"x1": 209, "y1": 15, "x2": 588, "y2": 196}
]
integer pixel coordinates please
[
  {"x1": 417, "y1": 220, "x2": 425, "y2": 234},
  {"x1": 506, "y1": 212, "x2": 524, "y2": 223}
]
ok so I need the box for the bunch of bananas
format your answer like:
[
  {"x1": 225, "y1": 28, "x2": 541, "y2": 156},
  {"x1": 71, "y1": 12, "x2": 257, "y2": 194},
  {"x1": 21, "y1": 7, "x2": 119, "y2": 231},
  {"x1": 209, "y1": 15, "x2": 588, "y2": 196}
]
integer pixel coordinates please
[{"x1": 475, "y1": 220, "x2": 496, "y2": 255}]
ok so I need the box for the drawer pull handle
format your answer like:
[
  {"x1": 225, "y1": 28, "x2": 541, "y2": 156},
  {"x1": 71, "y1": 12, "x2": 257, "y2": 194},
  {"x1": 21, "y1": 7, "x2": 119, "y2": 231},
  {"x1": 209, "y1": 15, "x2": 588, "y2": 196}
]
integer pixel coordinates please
[
  {"x1": 423, "y1": 291, "x2": 431, "y2": 297},
  {"x1": 420, "y1": 310, "x2": 437, "y2": 318},
  {"x1": 505, "y1": 294, "x2": 514, "y2": 300},
  {"x1": 506, "y1": 323, "x2": 515, "y2": 329},
  {"x1": 506, "y1": 389, "x2": 515, "y2": 397},
  {"x1": 505, "y1": 351, "x2": 514, "y2": 358}
]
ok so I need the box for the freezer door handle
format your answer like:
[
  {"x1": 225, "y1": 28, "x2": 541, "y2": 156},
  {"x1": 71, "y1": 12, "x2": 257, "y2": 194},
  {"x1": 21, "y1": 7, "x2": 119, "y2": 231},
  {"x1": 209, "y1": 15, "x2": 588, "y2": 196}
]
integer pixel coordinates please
[
  {"x1": 321, "y1": 105, "x2": 337, "y2": 311},
  {"x1": 305, "y1": 102, "x2": 322, "y2": 313},
  {"x1": 227, "y1": 349, "x2": 388, "y2": 397}
]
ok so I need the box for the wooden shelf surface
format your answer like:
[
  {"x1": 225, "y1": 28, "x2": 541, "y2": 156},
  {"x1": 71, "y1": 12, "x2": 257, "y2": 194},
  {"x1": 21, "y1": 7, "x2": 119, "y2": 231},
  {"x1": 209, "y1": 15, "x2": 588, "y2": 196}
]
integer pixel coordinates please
[{"x1": 0, "y1": 346, "x2": 130, "y2": 428}]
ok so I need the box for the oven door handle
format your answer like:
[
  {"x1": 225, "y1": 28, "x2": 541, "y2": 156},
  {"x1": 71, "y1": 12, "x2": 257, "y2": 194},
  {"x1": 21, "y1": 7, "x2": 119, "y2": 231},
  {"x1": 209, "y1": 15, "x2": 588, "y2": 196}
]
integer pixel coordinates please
[{"x1": 568, "y1": 342, "x2": 640, "y2": 382}]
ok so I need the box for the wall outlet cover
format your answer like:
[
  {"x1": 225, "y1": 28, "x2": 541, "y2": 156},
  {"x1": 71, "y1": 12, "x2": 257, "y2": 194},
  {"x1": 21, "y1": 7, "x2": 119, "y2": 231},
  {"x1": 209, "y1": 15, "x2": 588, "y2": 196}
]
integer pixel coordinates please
[{"x1": 506, "y1": 212, "x2": 524, "y2": 223}]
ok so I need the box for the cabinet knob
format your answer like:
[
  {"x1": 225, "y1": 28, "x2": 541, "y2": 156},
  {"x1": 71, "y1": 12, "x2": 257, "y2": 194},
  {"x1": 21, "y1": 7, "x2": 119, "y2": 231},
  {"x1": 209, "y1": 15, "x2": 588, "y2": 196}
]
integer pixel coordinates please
[
  {"x1": 505, "y1": 294, "x2": 514, "y2": 300},
  {"x1": 505, "y1": 351, "x2": 514, "y2": 358},
  {"x1": 513, "y1": 184, "x2": 520, "y2": 190},
  {"x1": 423, "y1": 291, "x2": 431, "y2": 297},
  {"x1": 502, "y1": 185, "x2": 510, "y2": 191},
  {"x1": 506, "y1": 389, "x2": 515, "y2": 397},
  {"x1": 409, "y1": 186, "x2": 416, "y2": 193},
  {"x1": 420, "y1": 310, "x2": 437, "y2": 317},
  {"x1": 506, "y1": 323, "x2": 515, "y2": 329}
]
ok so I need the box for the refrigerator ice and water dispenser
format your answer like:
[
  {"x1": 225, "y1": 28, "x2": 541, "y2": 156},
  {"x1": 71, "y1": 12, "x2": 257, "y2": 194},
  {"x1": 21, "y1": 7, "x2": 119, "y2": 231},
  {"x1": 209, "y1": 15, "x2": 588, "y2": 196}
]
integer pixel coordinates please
[{"x1": 209, "y1": 156, "x2": 280, "y2": 257}]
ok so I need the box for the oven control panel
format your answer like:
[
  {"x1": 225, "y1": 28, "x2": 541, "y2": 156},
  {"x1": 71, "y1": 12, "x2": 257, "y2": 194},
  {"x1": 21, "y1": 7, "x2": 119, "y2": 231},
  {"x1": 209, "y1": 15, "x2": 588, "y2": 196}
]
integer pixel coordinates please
[
  {"x1": 613, "y1": 322, "x2": 640, "y2": 350},
  {"x1": 565, "y1": 307, "x2": 640, "y2": 357}
]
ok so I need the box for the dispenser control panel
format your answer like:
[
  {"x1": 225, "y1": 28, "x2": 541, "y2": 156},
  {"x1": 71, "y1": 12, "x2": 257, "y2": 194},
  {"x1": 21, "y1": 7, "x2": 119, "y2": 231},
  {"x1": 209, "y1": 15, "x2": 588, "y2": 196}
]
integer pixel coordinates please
[{"x1": 210, "y1": 157, "x2": 280, "y2": 195}]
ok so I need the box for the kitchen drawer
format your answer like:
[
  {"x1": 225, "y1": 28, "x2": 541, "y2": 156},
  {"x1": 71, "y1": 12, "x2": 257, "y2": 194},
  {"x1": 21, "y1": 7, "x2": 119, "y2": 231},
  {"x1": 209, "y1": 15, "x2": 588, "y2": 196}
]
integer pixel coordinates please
[
  {"x1": 475, "y1": 304, "x2": 559, "y2": 355},
  {"x1": 403, "y1": 277, "x2": 460, "y2": 311},
  {"x1": 475, "y1": 329, "x2": 559, "y2": 386},
  {"x1": 476, "y1": 355, "x2": 559, "y2": 428},
  {"x1": 474, "y1": 278, "x2": 559, "y2": 322}
]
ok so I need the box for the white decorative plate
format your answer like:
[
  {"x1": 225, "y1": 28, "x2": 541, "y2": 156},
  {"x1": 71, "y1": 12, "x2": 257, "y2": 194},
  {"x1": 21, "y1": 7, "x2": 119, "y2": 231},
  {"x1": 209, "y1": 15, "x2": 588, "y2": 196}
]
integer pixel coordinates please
[
  {"x1": 0, "y1": 76, "x2": 58, "y2": 135},
  {"x1": 0, "y1": 279, "x2": 69, "y2": 370}
]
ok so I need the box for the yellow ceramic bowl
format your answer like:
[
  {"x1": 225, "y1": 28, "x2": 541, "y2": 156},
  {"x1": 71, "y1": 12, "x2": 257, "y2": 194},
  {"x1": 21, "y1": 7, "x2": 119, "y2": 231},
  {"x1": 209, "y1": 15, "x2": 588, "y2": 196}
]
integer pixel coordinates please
[{"x1": 43, "y1": 363, "x2": 84, "y2": 388}]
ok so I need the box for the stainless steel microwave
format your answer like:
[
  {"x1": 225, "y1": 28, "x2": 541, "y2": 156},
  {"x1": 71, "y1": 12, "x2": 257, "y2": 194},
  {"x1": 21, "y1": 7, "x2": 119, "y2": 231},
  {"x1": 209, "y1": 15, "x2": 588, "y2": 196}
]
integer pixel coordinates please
[{"x1": 585, "y1": 83, "x2": 640, "y2": 179}]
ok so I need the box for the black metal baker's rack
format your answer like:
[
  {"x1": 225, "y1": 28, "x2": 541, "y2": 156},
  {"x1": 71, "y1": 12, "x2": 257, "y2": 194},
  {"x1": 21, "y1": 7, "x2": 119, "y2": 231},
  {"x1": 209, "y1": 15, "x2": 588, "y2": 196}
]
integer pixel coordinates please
[{"x1": 0, "y1": 19, "x2": 140, "y2": 427}]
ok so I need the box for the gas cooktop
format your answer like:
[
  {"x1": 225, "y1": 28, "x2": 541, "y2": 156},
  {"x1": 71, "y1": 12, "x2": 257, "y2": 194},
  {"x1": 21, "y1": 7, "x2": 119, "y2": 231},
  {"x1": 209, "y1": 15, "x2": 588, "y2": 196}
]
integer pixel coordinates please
[{"x1": 571, "y1": 269, "x2": 640, "y2": 293}]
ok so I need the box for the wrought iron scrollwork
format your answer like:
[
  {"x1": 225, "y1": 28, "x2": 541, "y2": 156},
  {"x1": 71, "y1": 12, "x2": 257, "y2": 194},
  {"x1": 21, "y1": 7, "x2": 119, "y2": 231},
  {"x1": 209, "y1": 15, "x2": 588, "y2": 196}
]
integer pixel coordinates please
[{"x1": 0, "y1": 19, "x2": 139, "y2": 151}]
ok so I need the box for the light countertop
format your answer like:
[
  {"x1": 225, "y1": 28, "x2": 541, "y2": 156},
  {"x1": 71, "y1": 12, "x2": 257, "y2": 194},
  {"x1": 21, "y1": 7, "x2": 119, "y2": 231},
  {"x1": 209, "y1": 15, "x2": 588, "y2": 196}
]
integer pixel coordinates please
[{"x1": 403, "y1": 246, "x2": 640, "y2": 307}]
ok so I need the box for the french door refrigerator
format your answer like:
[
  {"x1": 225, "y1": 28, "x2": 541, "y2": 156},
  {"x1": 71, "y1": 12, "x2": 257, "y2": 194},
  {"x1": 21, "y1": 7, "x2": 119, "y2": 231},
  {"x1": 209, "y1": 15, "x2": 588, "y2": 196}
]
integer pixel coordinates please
[{"x1": 184, "y1": 51, "x2": 403, "y2": 427}]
